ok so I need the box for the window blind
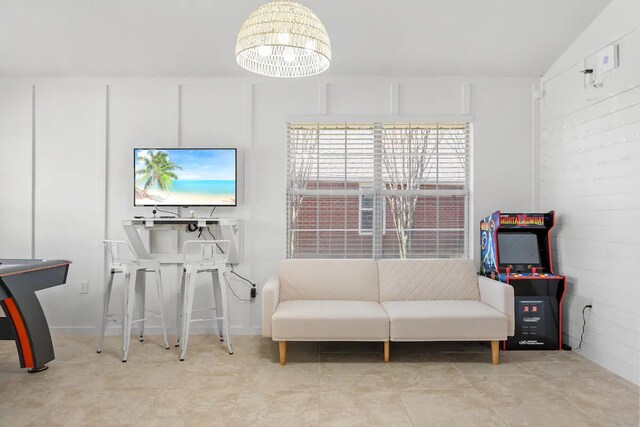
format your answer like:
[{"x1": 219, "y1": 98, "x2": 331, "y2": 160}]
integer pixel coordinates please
[{"x1": 286, "y1": 123, "x2": 470, "y2": 259}]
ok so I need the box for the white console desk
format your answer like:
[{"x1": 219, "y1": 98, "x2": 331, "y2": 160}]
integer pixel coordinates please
[
  {"x1": 120, "y1": 217, "x2": 240, "y2": 335},
  {"x1": 122, "y1": 217, "x2": 240, "y2": 265}
]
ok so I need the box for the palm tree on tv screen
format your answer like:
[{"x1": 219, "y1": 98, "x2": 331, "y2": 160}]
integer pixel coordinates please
[{"x1": 136, "y1": 150, "x2": 181, "y2": 194}]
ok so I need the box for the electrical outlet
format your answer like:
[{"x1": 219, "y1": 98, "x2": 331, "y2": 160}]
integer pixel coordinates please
[{"x1": 80, "y1": 280, "x2": 89, "y2": 294}]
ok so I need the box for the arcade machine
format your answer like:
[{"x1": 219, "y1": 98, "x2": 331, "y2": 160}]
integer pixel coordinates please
[
  {"x1": 0, "y1": 259, "x2": 70, "y2": 372},
  {"x1": 480, "y1": 211, "x2": 566, "y2": 350}
]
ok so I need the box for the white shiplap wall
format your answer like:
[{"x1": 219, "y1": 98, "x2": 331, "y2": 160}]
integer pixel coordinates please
[
  {"x1": 540, "y1": 1, "x2": 640, "y2": 385},
  {"x1": 0, "y1": 77, "x2": 537, "y2": 337}
]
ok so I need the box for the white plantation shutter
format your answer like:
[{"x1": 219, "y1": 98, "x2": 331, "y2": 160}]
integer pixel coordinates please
[{"x1": 286, "y1": 123, "x2": 470, "y2": 259}]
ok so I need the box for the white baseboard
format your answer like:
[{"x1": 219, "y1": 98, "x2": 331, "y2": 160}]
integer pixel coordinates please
[{"x1": 50, "y1": 326, "x2": 262, "y2": 336}]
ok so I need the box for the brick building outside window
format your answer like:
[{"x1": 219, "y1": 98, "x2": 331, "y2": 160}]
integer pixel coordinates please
[{"x1": 286, "y1": 123, "x2": 470, "y2": 260}]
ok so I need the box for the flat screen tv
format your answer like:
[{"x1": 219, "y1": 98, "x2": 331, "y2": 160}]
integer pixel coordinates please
[
  {"x1": 134, "y1": 148, "x2": 237, "y2": 207},
  {"x1": 497, "y1": 232, "x2": 541, "y2": 265}
]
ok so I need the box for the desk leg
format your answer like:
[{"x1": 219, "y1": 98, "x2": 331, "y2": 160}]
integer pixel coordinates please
[
  {"x1": 136, "y1": 271, "x2": 146, "y2": 342},
  {"x1": 122, "y1": 223, "x2": 152, "y2": 259},
  {"x1": 220, "y1": 223, "x2": 240, "y2": 265}
]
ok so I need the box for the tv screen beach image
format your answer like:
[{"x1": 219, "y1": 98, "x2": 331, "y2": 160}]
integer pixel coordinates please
[{"x1": 134, "y1": 149, "x2": 236, "y2": 206}]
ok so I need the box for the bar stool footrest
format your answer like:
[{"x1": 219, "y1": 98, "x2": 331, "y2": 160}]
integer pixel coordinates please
[{"x1": 188, "y1": 316, "x2": 224, "y2": 323}]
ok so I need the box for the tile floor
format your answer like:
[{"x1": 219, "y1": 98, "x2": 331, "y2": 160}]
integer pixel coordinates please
[{"x1": 0, "y1": 335, "x2": 638, "y2": 426}]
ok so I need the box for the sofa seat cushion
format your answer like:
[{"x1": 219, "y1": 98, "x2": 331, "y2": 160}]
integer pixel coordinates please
[
  {"x1": 272, "y1": 300, "x2": 389, "y2": 341},
  {"x1": 382, "y1": 300, "x2": 508, "y2": 341}
]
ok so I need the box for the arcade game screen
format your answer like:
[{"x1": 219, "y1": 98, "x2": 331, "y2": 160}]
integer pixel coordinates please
[{"x1": 498, "y1": 233, "x2": 540, "y2": 265}]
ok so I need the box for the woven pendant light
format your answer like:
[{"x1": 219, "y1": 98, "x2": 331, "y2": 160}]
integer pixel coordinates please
[{"x1": 235, "y1": 0, "x2": 331, "y2": 78}]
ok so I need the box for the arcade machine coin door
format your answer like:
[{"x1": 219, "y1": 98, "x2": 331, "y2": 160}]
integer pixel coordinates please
[{"x1": 480, "y1": 211, "x2": 566, "y2": 350}]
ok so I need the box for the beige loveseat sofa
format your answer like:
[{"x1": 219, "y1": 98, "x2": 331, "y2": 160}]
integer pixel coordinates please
[{"x1": 262, "y1": 259, "x2": 514, "y2": 365}]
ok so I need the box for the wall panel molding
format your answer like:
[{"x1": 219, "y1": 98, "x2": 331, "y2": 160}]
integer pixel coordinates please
[{"x1": 0, "y1": 76, "x2": 536, "y2": 341}]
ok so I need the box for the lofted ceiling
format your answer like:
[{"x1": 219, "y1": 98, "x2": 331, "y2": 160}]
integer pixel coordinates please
[{"x1": 0, "y1": 0, "x2": 611, "y2": 77}]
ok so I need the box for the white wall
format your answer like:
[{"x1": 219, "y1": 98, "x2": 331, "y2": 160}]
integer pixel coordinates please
[
  {"x1": 540, "y1": 0, "x2": 640, "y2": 385},
  {"x1": 0, "y1": 81, "x2": 32, "y2": 258},
  {"x1": 0, "y1": 77, "x2": 537, "y2": 334}
]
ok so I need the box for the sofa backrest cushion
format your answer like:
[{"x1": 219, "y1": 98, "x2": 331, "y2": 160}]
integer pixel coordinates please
[
  {"x1": 378, "y1": 259, "x2": 479, "y2": 302},
  {"x1": 278, "y1": 259, "x2": 379, "y2": 302}
]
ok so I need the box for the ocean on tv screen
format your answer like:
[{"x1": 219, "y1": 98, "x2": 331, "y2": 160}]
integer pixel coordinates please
[{"x1": 134, "y1": 148, "x2": 236, "y2": 206}]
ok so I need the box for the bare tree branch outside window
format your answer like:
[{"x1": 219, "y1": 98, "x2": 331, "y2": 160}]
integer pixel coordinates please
[
  {"x1": 382, "y1": 128, "x2": 434, "y2": 259},
  {"x1": 287, "y1": 127, "x2": 318, "y2": 257},
  {"x1": 382, "y1": 126, "x2": 469, "y2": 258},
  {"x1": 287, "y1": 123, "x2": 469, "y2": 259}
]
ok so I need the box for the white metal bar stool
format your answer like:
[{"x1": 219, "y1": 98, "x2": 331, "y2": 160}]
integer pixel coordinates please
[
  {"x1": 98, "y1": 240, "x2": 170, "y2": 361},
  {"x1": 177, "y1": 240, "x2": 233, "y2": 361}
]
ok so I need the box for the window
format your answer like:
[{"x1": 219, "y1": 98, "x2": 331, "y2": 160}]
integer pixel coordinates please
[
  {"x1": 359, "y1": 194, "x2": 386, "y2": 235},
  {"x1": 286, "y1": 123, "x2": 470, "y2": 259},
  {"x1": 359, "y1": 194, "x2": 374, "y2": 235}
]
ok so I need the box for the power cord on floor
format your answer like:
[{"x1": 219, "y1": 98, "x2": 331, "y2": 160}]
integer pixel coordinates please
[{"x1": 575, "y1": 304, "x2": 592, "y2": 351}]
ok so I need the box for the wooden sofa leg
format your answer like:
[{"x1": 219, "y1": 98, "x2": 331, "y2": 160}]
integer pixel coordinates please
[
  {"x1": 491, "y1": 341, "x2": 499, "y2": 365},
  {"x1": 384, "y1": 340, "x2": 390, "y2": 362},
  {"x1": 279, "y1": 341, "x2": 286, "y2": 366}
]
